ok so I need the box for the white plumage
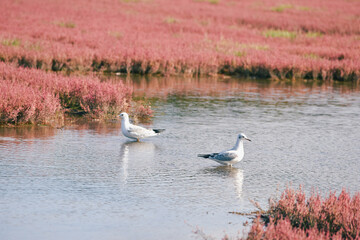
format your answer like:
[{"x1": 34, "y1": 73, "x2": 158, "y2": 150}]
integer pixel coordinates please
[{"x1": 119, "y1": 112, "x2": 165, "y2": 141}]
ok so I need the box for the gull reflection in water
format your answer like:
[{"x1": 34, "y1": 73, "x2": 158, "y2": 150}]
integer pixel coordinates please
[
  {"x1": 204, "y1": 166, "x2": 244, "y2": 199},
  {"x1": 119, "y1": 140, "x2": 156, "y2": 183}
]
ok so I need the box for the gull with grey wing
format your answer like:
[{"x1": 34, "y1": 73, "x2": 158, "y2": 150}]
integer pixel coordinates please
[{"x1": 198, "y1": 133, "x2": 251, "y2": 166}]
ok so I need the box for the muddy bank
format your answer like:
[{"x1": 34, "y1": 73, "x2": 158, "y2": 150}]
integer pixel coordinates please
[{"x1": 4, "y1": 56, "x2": 359, "y2": 82}]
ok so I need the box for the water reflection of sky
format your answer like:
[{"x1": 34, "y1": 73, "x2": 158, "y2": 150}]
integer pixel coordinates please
[{"x1": 202, "y1": 166, "x2": 244, "y2": 200}]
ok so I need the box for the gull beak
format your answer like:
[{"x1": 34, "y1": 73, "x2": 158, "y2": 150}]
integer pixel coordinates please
[{"x1": 245, "y1": 137, "x2": 251, "y2": 142}]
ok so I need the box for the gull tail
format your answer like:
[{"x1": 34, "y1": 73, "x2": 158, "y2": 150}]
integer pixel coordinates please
[
  {"x1": 153, "y1": 129, "x2": 165, "y2": 134},
  {"x1": 197, "y1": 154, "x2": 211, "y2": 158}
]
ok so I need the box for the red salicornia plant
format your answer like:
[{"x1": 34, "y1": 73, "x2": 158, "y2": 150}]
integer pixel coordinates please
[
  {"x1": 0, "y1": 62, "x2": 149, "y2": 125},
  {"x1": 0, "y1": 79, "x2": 61, "y2": 124},
  {"x1": 247, "y1": 187, "x2": 360, "y2": 240}
]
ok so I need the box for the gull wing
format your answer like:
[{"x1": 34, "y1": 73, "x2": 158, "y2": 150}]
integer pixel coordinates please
[
  {"x1": 128, "y1": 124, "x2": 155, "y2": 137},
  {"x1": 198, "y1": 153, "x2": 218, "y2": 158},
  {"x1": 211, "y1": 151, "x2": 238, "y2": 161}
]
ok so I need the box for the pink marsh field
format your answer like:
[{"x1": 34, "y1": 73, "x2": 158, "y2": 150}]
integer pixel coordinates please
[
  {"x1": 0, "y1": 62, "x2": 138, "y2": 125},
  {"x1": 1, "y1": 0, "x2": 360, "y2": 80}
]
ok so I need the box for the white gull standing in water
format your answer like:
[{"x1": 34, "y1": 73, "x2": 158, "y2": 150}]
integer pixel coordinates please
[
  {"x1": 198, "y1": 133, "x2": 251, "y2": 166},
  {"x1": 119, "y1": 112, "x2": 165, "y2": 141}
]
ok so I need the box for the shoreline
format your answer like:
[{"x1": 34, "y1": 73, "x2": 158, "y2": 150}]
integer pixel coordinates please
[
  {"x1": 1, "y1": 60, "x2": 359, "y2": 127},
  {"x1": 2, "y1": 56, "x2": 358, "y2": 82}
]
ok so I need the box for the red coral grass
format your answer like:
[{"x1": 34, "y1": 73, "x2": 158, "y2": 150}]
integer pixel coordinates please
[
  {"x1": 246, "y1": 187, "x2": 360, "y2": 240},
  {"x1": 0, "y1": 80, "x2": 61, "y2": 124},
  {"x1": 247, "y1": 217, "x2": 342, "y2": 240},
  {"x1": 1, "y1": 0, "x2": 359, "y2": 80},
  {"x1": 0, "y1": 62, "x2": 148, "y2": 125}
]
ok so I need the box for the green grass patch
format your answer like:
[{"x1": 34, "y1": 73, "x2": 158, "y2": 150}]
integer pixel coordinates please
[
  {"x1": 56, "y1": 21, "x2": 76, "y2": 28},
  {"x1": 271, "y1": 4, "x2": 293, "y2": 12},
  {"x1": 234, "y1": 51, "x2": 246, "y2": 57},
  {"x1": 271, "y1": 4, "x2": 311, "y2": 12},
  {"x1": 298, "y1": 6, "x2": 311, "y2": 11},
  {"x1": 306, "y1": 31, "x2": 323, "y2": 38},
  {"x1": 164, "y1": 17, "x2": 179, "y2": 24},
  {"x1": 194, "y1": 0, "x2": 220, "y2": 4},
  {"x1": 263, "y1": 29, "x2": 297, "y2": 39},
  {"x1": 1, "y1": 38, "x2": 21, "y2": 47},
  {"x1": 240, "y1": 43, "x2": 270, "y2": 51},
  {"x1": 215, "y1": 39, "x2": 268, "y2": 57},
  {"x1": 304, "y1": 53, "x2": 320, "y2": 59}
]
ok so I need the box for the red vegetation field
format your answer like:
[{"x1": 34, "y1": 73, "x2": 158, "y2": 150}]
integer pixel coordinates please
[
  {"x1": 1, "y1": 0, "x2": 360, "y2": 80},
  {"x1": 246, "y1": 187, "x2": 360, "y2": 240},
  {"x1": 0, "y1": 62, "x2": 136, "y2": 125}
]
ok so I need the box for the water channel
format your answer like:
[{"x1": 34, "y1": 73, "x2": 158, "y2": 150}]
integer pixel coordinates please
[{"x1": 1, "y1": 77, "x2": 360, "y2": 239}]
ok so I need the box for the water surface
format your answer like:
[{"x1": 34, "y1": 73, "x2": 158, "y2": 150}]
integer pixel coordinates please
[{"x1": 1, "y1": 77, "x2": 360, "y2": 240}]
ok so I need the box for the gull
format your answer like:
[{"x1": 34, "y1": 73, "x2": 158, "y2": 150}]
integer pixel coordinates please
[
  {"x1": 198, "y1": 133, "x2": 251, "y2": 166},
  {"x1": 119, "y1": 112, "x2": 165, "y2": 141}
]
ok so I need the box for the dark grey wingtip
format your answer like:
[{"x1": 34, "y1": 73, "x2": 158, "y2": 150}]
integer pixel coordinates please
[
  {"x1": 197, "y1": 154, "x2": 211, "y2": 158},
  {"x1": 153, "y1": 129, "x2": 165, "y2": 133}
]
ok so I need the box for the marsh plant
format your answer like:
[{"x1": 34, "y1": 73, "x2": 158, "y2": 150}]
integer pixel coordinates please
[
  {"x1": 0, "y1": 63, "x2": 152, "y2": 125},
  {"x1": 246, "y1": 187, "x2": 360, "y2": 240}
]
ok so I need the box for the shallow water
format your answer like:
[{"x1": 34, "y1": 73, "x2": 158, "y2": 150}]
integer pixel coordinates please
[{"x1": 1, "y1": 77, "x2": 360, "y2": 240}]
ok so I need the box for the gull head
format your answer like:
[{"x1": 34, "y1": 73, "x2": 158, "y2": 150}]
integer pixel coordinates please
[
  {"x1": 119, "y1": 112, "x2": 129, "y2": 120},
  {"x1": 238, "y1": 133, "x2": 251, "y2": 141}
]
